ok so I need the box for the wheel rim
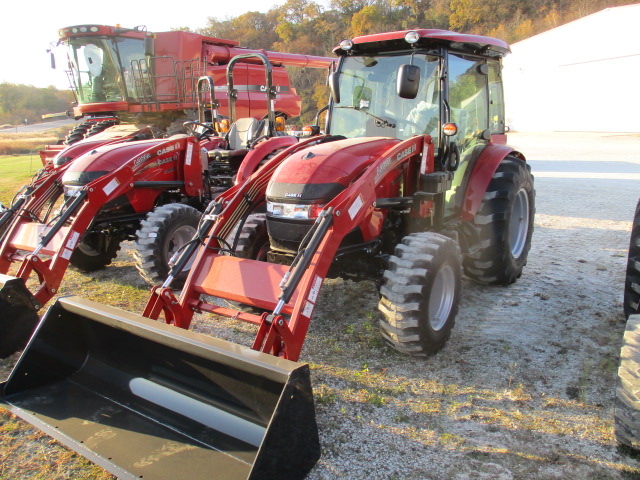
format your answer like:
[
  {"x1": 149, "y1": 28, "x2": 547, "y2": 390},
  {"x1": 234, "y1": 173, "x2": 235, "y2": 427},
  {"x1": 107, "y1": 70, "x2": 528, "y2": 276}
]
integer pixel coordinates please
[
  {"x1": 428, "y1": 264, "x2": 456, "y2": 331},
  {"x1": 77, "y1": 239, "x2": 101, "y2": 257},
  {"x1": 510, "y1": 188, "x2": 530, "y2": 259},
  {"x1": 167, "y1": 225, "x2": 197, "y2": 269}
]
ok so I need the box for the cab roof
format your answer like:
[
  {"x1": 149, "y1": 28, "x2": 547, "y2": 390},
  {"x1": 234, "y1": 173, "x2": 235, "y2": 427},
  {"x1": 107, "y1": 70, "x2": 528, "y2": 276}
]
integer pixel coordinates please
[{"x1": 333, "y1": 29, "x2": 510, "y2": 57}]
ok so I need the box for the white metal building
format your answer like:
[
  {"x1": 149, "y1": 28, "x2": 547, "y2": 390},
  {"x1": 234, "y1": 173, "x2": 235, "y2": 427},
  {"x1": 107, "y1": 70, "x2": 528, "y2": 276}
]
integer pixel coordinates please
[{"x1": 502, "y1": 4, "x2": 640, "y2": 132}]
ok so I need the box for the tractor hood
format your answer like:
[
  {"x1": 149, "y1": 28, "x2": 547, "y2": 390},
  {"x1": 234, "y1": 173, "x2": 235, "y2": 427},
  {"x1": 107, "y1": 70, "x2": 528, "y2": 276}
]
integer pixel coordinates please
[
  {"x1": 266, "y1": 137, "x2": 400, "y2": 204},
  {"x1": 61, "y1": 138, "x2": 181, "y2": 186},
  {"x1": 53, "y1": 138, "x2": 122, "y2": 168}
]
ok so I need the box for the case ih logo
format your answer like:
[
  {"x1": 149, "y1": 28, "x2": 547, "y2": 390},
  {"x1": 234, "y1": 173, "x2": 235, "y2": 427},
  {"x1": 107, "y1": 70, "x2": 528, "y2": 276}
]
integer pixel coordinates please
[
  {"x1": 157, "y1": 143, "x2": 179, "y2": 156},
  {"x1": 375, "y1": 144, "x2": 417, "y2": 182}
]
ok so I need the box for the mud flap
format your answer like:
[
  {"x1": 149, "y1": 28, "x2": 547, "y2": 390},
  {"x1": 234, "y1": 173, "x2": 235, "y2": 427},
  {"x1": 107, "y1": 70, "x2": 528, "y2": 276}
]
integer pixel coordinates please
[
  {"x1": 0, "y1": 296, "x2": 320, "y2": 480},
  {"x1": 0, "y1": 274, "x2": 41, "y2": 358}
]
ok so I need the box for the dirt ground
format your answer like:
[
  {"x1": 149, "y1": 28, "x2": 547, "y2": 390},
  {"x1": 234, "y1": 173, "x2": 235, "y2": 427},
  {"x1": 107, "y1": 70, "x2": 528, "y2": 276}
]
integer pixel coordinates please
[{"x1": 3, "y1": 131, "x2": 640, "y2": 479}]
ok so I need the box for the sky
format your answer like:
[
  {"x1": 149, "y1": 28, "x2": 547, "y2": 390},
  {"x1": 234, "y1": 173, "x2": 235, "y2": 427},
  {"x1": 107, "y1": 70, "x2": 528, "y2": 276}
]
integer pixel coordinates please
[{"x1": 0, "y1": 0, "x2": 304, "y2": 90}]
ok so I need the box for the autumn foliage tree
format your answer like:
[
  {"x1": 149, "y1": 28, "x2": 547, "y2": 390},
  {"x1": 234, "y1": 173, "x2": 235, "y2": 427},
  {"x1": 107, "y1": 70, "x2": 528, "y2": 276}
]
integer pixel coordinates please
[{"x1": 197, "y1": 0, "x2": 637, "y2": 124}]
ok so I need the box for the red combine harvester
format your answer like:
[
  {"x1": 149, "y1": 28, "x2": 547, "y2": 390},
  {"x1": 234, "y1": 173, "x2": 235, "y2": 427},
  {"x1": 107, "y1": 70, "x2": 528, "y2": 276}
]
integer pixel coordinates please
[
  {"x1": 2, "y1": 29, "x2": 534, "y2": 479},
  {"x1": 51, "y1": 24, "x2": 331, "y2": 142}
]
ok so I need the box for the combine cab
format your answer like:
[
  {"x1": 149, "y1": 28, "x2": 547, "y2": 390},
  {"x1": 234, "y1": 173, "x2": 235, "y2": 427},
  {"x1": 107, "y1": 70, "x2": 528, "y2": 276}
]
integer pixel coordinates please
[{"x1": 2, "y1": 29, "x2": 534, "y2": 478}]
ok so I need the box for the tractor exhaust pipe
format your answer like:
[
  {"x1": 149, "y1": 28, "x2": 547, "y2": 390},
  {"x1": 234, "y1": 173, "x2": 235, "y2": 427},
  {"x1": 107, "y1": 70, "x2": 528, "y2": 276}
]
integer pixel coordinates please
[
  {"x1": 1, "y1": 296, "x2": 320, "y2": 480},
  {"x1": 0, "y1": 274, "x2": 41, "y2": 358}
]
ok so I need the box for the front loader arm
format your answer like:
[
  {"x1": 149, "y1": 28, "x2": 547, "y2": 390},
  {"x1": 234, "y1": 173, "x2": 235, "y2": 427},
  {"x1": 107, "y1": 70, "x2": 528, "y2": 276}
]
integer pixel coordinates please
[{"x1": 3, "y1": 165, "x2": 136, "y2": 309}]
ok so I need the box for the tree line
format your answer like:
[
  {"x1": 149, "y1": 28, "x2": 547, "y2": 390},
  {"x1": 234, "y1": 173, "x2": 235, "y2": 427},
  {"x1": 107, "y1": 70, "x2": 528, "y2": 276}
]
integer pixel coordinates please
[
  {"x1": 1, "y1": 0, "x2": 634, "y2": 126},
  {"x1": 191, "y1": 0, "x2": 640, "y2": 123},
  {"x1": 0, "y1": 84, "x2": 73, "y2": 126}
]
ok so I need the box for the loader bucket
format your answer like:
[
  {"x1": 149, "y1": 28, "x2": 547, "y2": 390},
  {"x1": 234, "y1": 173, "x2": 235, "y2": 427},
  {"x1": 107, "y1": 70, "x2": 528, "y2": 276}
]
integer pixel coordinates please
[
  {"x1": 1, "y1": 296, "x2": 320, "y2": 480},
  {"x1": 0, "y1": 274, "x2": 41, "y2": 358}
]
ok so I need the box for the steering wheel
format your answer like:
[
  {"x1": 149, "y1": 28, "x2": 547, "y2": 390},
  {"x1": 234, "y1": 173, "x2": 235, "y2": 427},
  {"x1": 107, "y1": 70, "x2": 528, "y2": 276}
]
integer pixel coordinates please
[{"x1": 183, "y1": 121, "x2": 216, "y2": 140}]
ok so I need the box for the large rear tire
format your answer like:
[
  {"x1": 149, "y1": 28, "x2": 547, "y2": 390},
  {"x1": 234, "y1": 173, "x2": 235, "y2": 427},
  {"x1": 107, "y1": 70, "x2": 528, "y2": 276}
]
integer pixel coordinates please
[
  {"x1": 615, "y1": 314, "x2": 640, "y2": 449},
  {"x1": 463, "y1": 155, "x2": 535, "y2": 285},
  {"x1": 624, "y1": 199, "x2": 640, "y2": 318},
  {"x1": 378, "y1": 232, "x2": 462, "y2": 357},
  {"x1": 69, "y1": 232, "x2": 121, "y2": 272},
  {"x1": 134, "y1": 203, "x2": 201, "y2": 285}
]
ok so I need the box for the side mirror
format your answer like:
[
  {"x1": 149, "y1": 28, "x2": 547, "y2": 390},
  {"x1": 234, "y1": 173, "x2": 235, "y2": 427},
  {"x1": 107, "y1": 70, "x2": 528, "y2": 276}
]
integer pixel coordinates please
[
  {"x1": 397, "y1": 64, "x2": 421, "y2": 99},
  {"x1": 144, "y1": 35, "x2": 155, "y2": 57},
  {"x1": 329, "y1": 72, "x2": 340, "y2": 104}
]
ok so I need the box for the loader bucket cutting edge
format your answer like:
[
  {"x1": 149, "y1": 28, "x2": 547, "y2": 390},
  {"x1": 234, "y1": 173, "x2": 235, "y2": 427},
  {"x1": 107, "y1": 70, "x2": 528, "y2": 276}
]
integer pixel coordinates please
[
  {"x1": 0, "y1": 296, "x2": 320, "y2": 480},
  {"x1": 0, "y1": 273, "x2": 41, "y2": 359}
]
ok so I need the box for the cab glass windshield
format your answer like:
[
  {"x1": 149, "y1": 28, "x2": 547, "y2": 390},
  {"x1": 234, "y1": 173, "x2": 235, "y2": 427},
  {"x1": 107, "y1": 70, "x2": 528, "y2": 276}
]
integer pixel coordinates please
[
  {"x1": 66, "y1": 36, "x2": 144, "y2": 103},
  {"x1": 329, "y1": 54, "x2": 440, "y2": 144}
]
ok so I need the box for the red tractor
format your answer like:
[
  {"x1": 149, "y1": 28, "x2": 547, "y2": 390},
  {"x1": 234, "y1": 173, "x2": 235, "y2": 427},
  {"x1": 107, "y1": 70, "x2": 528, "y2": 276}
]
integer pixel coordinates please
[
  {"x1": 0, "y1": 53, "x2": 327, "y2": 357},
  {"x1": 51, "y1": 24, "x2": 330, "y2": 142},
  {"x1": 2, "y1": 29, "x2": 534, "y2": 479}
]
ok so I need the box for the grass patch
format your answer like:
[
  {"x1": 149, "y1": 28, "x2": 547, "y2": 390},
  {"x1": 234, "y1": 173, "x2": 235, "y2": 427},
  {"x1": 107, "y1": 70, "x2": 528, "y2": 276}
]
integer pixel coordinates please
[
  {"x1": 0, "y1": 127, "x2": 68, "y2": 155},
  {"x1": 0, "y1": 155, "x2": 45, "y2": 205}
]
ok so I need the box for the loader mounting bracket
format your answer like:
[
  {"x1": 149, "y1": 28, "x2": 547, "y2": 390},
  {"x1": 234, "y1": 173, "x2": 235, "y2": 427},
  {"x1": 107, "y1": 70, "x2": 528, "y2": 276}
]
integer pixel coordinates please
[{"x1": 252, "y1": 313, "x2": 294, "y2": 357}]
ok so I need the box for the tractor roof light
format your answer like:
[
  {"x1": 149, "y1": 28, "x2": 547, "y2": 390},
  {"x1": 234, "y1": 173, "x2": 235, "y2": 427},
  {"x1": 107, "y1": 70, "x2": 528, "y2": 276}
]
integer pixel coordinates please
[
  {"x1": 275, "y1": 116, "x2": 286, "y2": 132},
  {"x1": 339, "y1": 39, "x2": 354, "y2": 51},
  {"x1": 405, "y1": 31, "x2": 420, "y2": 44}
]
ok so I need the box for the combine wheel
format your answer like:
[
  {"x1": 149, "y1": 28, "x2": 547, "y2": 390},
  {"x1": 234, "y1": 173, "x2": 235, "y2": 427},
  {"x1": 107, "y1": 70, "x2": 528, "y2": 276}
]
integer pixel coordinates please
[
  {"x1": 134, "y1": 203, "x2": 201, "y2": 285},
  {"x1": 166, "y1": 117, "x2": 195, "y2": 137},
  {"x1": 378, "y1": 232, "x2": 462, "y2": 356},
  {"x1": 85, "y1": 119, "x2": 118, "y2": 137},
  {"x1": 64, "y1": 122, "x2": 92, "y2": 145},
  {"x1": 70, "y1": 232, "x2": 121, "y2": 272},
  {"x1": 615, "y1": 314, "x2": 640, "y2": 449},
  {"x1": 624, "y1": 199, "x2": 640, "y2": 318},
  {"x1": 463, "y1": 155, "x2": 535, "y2": 285},
  {"x1": 235, "y1": 214, "x2": 269, "y2": 260}
]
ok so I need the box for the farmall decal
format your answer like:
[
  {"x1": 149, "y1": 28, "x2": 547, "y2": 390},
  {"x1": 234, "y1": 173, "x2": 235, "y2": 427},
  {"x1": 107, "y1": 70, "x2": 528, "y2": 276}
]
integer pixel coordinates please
[
  {"x1": 135, "y1": 142, "x2": 181, "y2": 172},
  {"x1": 375, "y1": 143, "x2": 417, "y2": 182},
  {"x1": 134, "y1": 153, "x2": 152, "y2": 167}
]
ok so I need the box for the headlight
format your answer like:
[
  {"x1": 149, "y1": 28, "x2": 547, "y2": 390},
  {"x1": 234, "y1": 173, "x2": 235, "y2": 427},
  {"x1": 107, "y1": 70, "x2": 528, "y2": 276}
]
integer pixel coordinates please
[
  {"x1": 267, "y1": 202, "x2": 323, "y2": 219},
  {"x1": 63, "y1": 185, "x2": 84, "y2": 197}
]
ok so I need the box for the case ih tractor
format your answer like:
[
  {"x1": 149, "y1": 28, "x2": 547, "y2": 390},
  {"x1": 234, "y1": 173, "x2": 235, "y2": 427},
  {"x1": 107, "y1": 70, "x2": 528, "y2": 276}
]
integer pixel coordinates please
[
  {"x1": 1, "y1": 30, "x2": 534, "y2": 479},
  {"x1": 0, "y1": 52, "x2": 328, "y2": 357},
  {"x1": 51, "y1": 24, "x2": 330, "y2": 142}
]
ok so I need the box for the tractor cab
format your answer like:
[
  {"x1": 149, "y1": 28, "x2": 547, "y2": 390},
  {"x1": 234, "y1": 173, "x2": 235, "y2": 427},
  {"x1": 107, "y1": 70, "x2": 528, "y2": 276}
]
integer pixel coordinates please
[{"x1": 326, "y1": 31, "x2": 509, "y2": 174}]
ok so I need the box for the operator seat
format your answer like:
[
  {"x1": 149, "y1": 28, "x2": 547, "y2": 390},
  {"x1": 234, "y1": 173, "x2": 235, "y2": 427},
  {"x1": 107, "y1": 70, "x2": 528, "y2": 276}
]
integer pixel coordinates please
[
  {"x1": 208, "y1": 117, "x2": 263, "y2": 164},
  {"x1": 228, "y1": 117, "x2": 261, "y2": 150},
  {"x1": 207, "y1": 117, "x2": 265, "y2": 185}
]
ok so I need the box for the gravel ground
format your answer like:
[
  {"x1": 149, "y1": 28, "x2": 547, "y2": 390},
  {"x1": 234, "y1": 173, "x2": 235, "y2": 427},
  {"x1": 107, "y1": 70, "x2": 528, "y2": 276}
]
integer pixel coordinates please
[{"x1": 3, "y1": 131, "x2": 640, "y2": 479}]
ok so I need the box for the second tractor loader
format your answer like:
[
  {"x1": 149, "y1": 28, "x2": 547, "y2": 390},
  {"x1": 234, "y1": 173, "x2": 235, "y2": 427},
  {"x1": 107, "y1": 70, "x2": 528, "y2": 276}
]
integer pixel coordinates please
[
  {"x1": 0, "y1": 53, "x2": 318, "y2": 358},
  {"x1": 2, "y1": 29, "x2": 534, "y2": 479}
]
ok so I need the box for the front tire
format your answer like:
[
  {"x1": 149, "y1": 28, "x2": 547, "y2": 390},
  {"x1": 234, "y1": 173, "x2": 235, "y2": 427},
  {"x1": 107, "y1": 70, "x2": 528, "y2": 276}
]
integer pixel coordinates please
[
  {"x1": 463, "y1": 155, "x2": 535, "y2": 285},
  {"x1": 235, "y1": 214, "x2": 269, "y2": 260},
  {"x1": 70, "y1": 232, "x2": 121, "y2": 272},
  {"x1": 378, "y1": 232, "x2": 462, "y2": 356},
  {"x1": 615, "y1": 314, "x2": 640, "y2": 449},
  {"x1": 624, "y1": 199, "x2": 640, "y2": 318},
  {"x1": 134, "y1": 203, "x2": 201, "y2": 285}
]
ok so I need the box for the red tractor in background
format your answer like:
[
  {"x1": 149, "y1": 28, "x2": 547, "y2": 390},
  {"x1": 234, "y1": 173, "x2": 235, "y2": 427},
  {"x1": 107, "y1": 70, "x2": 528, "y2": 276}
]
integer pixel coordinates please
[
  {"x1": 1, "y1": 29, "x2": 535, "y2": 479},
  {"x1": 51, "y1": 24, "x2": 330, "y2": 142},
  {"x1": 0, "y1": 52, "x2": 325, "y2": 357}
]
